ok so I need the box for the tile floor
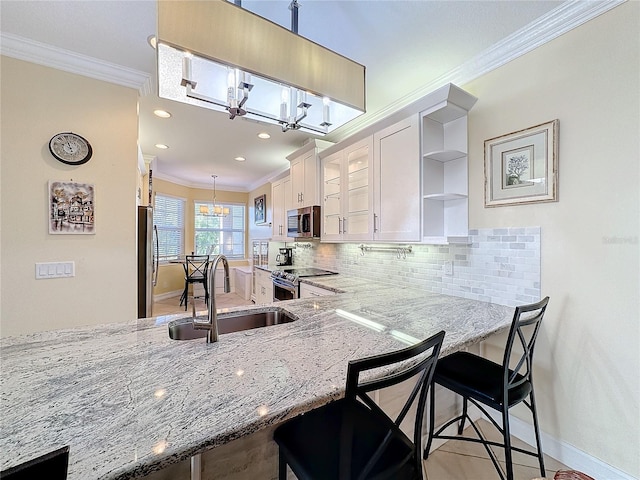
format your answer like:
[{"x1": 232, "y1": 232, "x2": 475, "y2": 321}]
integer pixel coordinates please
[
  {"x1": 153, "y1": 291, "x2": 254, "y2": 317},
  {"x1": 153, "y1": 294, "x2": 569, "y2": 480},
  {"x1": 423, "y1": 419, "x2": 567, "y2": 479}
]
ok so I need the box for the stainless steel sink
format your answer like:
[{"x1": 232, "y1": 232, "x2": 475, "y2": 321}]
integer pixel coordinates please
[{"x1": 168, "y1": 309, "x2": 296, "y2": 340}]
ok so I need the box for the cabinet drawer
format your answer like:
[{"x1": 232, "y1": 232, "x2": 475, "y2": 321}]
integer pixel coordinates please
[{"x1": 299, "y1": 283, "x2": 336, "y2": 298}]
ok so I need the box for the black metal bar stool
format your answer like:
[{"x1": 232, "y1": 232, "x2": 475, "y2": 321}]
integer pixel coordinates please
[
  {"x1": 274, "y1": 330, "x2": 446, "y2": 480},
  {"x1": 180, "y1": 255, "x2": 210, "y2": 311},
  {"x1": 424, "y1": 297, "x2": 550, "y2": 480}
]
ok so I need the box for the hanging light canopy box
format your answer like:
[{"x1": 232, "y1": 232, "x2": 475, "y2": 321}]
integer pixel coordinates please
[{"x1": 157, "y1": 0, "x2": 366, "y2": 135}]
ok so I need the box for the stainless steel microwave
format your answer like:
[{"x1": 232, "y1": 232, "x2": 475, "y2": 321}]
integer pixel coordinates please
[{"x1": 287, "y1": 206, "x2": 321, "y2": 239}]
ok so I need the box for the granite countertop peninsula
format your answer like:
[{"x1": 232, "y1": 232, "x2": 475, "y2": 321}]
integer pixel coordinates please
[{"x1": 0, "y1": 272, "x2": 515, "y2": 479}]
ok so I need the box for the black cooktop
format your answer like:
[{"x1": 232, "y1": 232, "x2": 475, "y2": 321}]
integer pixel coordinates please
[{"x1": 280, "y1": 268, "x2": 337, "y2": 278}]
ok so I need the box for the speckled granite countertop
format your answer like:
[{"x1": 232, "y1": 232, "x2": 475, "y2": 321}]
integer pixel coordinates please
[{"x1": 0, "y1": 274, "x2": 514, "y2": 479}]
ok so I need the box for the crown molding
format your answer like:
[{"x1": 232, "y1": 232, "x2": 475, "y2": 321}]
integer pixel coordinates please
[
  {"x1": 150, "y1": 164, "x2": 290, "y2": 193},
  {"x1": 151, "y1": 171, "x2": 248, "y2": 192},
  {"x1": 248, "y1": 164, "x2": 291, "y2": 192},
  {"x1": 0, "y1": 32, "x2": 152, "y2": 95},
  {"x1": 330, "y1": 0, "x2": 626, "y2": 142}
]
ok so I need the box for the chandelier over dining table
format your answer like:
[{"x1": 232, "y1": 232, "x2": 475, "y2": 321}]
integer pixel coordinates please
[
  {"x1": 156, "y1": 0, "x2": 366, "y2": 136},
  {"x1": 199, "y1": 175, "x2": 229, "y2": 217}
]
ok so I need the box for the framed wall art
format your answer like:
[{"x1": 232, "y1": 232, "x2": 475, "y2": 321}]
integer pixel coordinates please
[
  {"x1": 49, "y1": 181, "x2": 95, "y2": 234},
  {"x1": 254, "y1": 194, "x2": 266, "y2": 224},
  {"x1": 484, "y1": 119, "x2": 559, "y2": 207}
]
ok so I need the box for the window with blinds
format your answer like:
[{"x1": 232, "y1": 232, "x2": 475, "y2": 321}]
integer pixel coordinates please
[
  {"x1": 153, "y1": 194, "x2": 185, "y2": 261},
  {"x1": 194, "y1": 202, "x2": 245, "y2": 258}
]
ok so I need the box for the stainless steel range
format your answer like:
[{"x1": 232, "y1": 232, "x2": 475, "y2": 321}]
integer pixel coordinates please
[{"x1": 271, "y1": 268, "x2": 337, "y2": 301}]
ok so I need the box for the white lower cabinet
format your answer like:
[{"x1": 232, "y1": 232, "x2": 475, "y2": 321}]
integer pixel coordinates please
[
  {"x1": 299, "y1": 283, "x2": 336, "y2": 298},
  {"x1": 253, "y1": 268, "x2": 273, "y2": 304}
]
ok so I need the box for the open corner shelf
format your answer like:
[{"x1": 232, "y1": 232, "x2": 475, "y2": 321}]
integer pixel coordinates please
[
  {"x1": 423, "y1": 193, "x2": 467, "y2": 201},
  {"x1": 423, "y1": 149, "x2": 466, "y2": 163}
]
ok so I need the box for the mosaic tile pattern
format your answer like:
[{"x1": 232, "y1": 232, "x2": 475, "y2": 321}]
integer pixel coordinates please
[{"x1": 291, "y1": 227, "x2": 541, "y2": 307}]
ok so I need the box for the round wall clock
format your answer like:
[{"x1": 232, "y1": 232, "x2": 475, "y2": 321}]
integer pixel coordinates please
[{"x1": 49, "y1": 132, "x2": 93, "y2": 165}]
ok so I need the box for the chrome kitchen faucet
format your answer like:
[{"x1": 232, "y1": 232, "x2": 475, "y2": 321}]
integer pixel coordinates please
[{"x1": 194, "y1": 254, "x2": 230, "y2": 343}]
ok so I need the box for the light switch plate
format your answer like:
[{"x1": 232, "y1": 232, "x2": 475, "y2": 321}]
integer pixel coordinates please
[{"x1": 35, "y1": 261, "x2": 75, "y2": 279}]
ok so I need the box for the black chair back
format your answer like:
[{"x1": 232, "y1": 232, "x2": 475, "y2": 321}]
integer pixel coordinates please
[
  {"x1": 184, "y1": 255, "x2": 209, "y2": 281},
  {"x1": 424, "y1": 297, "x2": 550, "y2": 480},
  {"x1": 502, "y1": 296, "x2": 549, "y2": 399},
  {"x1": 343, "y1": 330, "x2": 445, "y2": 479},
  {"x1": 274, "y1": 330, "x2": 445, "y2": 480},
  {"x1": 0, "y1": 446, "x2": 69, "y2": 480}
]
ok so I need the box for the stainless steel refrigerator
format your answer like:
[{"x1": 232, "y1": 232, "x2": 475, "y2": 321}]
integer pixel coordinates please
[{"x1": 137, "y1": 205, "x2": 158, "y2": 318}]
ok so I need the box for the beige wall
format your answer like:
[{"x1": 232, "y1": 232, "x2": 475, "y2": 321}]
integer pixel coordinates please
[
  {"x1": 0, "y1": 56, "x2": 139, "y2": 337},
  {"x1": 464, "y1": 2, "x2": 639, "y2": 476},
  {"x1": 248, "y1": 182, "x2": 273, "y2": 242}
]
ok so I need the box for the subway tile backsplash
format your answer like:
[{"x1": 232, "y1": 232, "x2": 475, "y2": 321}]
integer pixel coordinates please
[{"x1": 291, "y1": 227, "x2": 541, "y2": 307}]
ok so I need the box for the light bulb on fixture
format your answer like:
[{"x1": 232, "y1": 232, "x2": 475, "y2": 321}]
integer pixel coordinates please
[
  {"x1": 200, "y1": 175, "x2": 229, "y2": 217},
  {"x1": 156, "y1": 1, "x2": 365, "y2": 135}
]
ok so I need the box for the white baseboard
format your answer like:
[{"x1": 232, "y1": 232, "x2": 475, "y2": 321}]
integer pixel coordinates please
[
  {"x1": 154, "y1": 290, "x2": 182, "y2": 301},
  {"x1": 485, "y1": 411, "x2": 637, "y2": 480}
]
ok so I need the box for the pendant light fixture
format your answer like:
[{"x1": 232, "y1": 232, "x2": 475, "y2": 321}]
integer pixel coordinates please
[
  {"x1": 156, "y1": 0, "x2": 366, "y2": 136},
  {"x1": 199, "y1": 175, "x2": 230, "y2": 217}
]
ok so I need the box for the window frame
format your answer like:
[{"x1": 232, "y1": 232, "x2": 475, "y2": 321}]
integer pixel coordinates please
[
  {"x1": 153, "y1": 193, "x2": 185, "y2": 263},
  {"x1": 193, "y1": 201, "x2": 246, "y2": 259}
]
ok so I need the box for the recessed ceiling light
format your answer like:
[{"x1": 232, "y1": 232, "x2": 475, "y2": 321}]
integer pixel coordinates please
[
  {"x1": 147, "y1": 35, "x2": 157, "y2": 49},
  {"x1": 234, "y1": 156, "x2": 246, "y2": 162},
  {"x1": 155, "y1": 144, "x2": 169, "y2": 149},
  {"x1": 153, "y1": 109, "x2": 172, "y2": 118},
  {"x1": 257, "y1": 132, "x2": 271, "y2": 139}
]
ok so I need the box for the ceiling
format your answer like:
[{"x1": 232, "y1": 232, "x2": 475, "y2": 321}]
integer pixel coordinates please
[{"x1": 1, "y1": 0, "x2": 566, "y2": 191}]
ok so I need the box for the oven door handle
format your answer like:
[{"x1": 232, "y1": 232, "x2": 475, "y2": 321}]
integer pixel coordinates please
[{"x1": 272, "y1": 278, "x2": 297, "y2": 293}]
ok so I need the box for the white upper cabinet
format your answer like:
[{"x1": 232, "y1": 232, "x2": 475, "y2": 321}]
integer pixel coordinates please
[
  {"x1": 321, "y1": 137, "x2": 373, "y2": 242},
  {"x1": 420, "y1": 84, "x2": 477, "y2": 244},
  {"x1": 373, "y1": 115, "x2": 421, "y2": 242},
  {"x1": 288, "y1": 139, "x2": 332, "y2": 209},
  {"x1": 271, "y1": 175, "x2": 293, "y2": 241},
  {"x1": 318, "y1": 83, "x2": 476, "y2": 245}
]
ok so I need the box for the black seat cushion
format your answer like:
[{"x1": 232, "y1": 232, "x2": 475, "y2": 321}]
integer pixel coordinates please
[
  {"x1": 274, "y1": 398, "x2": 417, "y2": 480},
  {"x1": 434, "y1": 352, "x2": 532, "y2": 409}
]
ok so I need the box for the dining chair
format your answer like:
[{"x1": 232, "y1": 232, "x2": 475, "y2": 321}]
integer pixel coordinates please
[
  {"x1": 274, "y1": 330, "x2": 446, "y2": 480},
  {"x1": 0, "y1": 445, "x2": 69, "y2": 480},
  {"x1": 424, "y1": 297, "x2": 550, "y2": 480},
  {"x1": 181, "y1": 255, "x2": 210, "y2": 311}
]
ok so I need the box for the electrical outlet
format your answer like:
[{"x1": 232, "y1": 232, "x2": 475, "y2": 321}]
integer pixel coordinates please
[{"x1": 444, "y1": 260, "x2": 453, "y2": 275}]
